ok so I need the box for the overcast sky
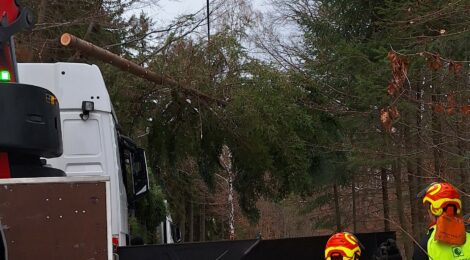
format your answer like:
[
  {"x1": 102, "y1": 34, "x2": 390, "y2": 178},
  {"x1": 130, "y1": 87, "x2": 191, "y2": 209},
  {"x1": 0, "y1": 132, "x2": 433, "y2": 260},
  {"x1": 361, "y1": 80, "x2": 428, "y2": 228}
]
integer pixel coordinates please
[
  {"x1": 157, "y1": 0, "x2": 207, "y2": 20},
  {"x1": 138, "y1": 0, "x2": 267, "y2": 25},
  {"x1": 128, "y1": 0, "x2": 293, "y2": 60}
]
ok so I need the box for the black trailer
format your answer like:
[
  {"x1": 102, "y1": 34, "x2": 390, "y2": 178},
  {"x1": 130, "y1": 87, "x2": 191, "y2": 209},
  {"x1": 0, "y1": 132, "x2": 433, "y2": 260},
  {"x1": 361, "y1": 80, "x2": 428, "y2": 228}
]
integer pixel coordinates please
[{"x1": 118, "y1": 231, "x2": 397, "y2": 260}]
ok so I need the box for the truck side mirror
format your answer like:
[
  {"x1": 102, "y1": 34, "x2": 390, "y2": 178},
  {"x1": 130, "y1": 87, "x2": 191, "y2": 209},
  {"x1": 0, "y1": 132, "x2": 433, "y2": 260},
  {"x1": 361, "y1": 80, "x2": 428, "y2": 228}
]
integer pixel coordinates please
[{"x1": 130, "y1": 148, "x2": 150, "y2": 197}]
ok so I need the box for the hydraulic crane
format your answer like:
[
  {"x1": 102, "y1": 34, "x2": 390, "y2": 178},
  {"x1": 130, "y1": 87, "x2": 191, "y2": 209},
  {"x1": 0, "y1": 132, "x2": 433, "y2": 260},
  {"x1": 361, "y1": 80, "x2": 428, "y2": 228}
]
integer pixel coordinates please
[
  {"x1": 0, "y1": 0, "x2": 23, "y2": 177},
  {"x1": 0, "y1": 0, "x2": 63, "y2": 178},
  {"x1": 0, "y1": 0, "x2": 32, "y2": 82}
]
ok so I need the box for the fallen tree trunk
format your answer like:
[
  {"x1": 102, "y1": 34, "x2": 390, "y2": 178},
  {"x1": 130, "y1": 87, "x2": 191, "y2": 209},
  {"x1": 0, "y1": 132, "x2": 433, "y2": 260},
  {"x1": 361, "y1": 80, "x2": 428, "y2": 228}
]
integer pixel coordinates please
[{"x1": 60, "y1": 33, "x2": 227, "y2": 106}]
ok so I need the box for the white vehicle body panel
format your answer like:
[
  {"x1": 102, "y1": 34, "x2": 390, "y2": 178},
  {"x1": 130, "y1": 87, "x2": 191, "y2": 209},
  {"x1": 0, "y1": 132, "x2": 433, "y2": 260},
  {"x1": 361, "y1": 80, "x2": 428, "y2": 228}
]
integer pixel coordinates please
[
  {"x1": 163, "y1": 215, "x2": 176, "y2": 244},
  {"x1": 17, "y1": 63, "x2": 129, "y2": 246}
]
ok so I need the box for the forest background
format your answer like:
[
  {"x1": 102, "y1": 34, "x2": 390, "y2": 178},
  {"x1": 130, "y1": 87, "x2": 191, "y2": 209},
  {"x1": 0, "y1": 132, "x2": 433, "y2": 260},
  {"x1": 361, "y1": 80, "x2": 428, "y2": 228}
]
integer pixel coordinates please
[{"x1": 14, "y1": 0, "x2": 470, "y2": 258}]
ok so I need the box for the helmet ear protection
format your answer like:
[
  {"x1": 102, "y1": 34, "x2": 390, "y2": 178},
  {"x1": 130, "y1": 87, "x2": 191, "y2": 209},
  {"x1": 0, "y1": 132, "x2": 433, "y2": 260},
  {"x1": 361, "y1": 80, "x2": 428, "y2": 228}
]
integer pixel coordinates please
[
  {"x1": 329, "y1": 253, "x2": 360, "y2": 260},
  {"x1": 329, "y1": 255, "x2": 344, "y2": 260}
]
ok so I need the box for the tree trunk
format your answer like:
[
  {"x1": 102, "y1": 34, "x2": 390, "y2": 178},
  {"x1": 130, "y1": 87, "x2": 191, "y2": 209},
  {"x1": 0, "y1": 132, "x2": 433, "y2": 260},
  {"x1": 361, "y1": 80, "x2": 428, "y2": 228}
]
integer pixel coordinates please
[
  {"x1": 351, "y1": 175, "x2": 357, "y2": 233},
  {"x1": 219, "y1": 145, "x2": 235, "y2": 240},
  {"x1": 430, "y1": 71, "x2": 444, "y2": 178},
  {"x1": 462, "y1": 62, "x2": 470, "y2": 212},
  {"x1": 68, "y1": 21, "x2": 96, "y2": 62},
  {"x1": 416, "y1": 82, "x2": 426, "y2": 235},
  {"x1": 221, "y1": 221, "x2": 225, "y2": 240},
  {"x1": 381, "y1": 167, "x2": 390, "y2": 232},
  {"x1": 200, "y1": 195, "x2": 206, "y2": 242},
  {"x1": 189, "y1": 200, "x2": 194, "y2": 242},
  {"x1": 404, "y1": 113, "x2": 419, "y2": 238},
  {"x1": 456, "y1": 123, "x2": 469, "y2": 213},
  {"x1": 180, "y1": 216, "x2": 186, "y2": 243},
  {"x1": 393, "y1": 160, "x2": 412, "y2": 259},
  {"x1": 431, "y1": 93, "x2": 444, "y2": 177},
  {"x1": 333, "y1": 184, "x2": 341, "y2": 231},
  {"x1": 228, "y1": 171, "x2": 235, "y2": 240}
]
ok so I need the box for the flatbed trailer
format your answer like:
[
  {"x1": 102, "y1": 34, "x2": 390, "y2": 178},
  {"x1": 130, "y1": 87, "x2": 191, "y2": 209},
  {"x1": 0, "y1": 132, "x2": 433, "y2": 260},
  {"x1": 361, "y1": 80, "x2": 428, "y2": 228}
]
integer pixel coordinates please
[{"x1": 0, "y1": 176, "x2": 111, "y2": 260}]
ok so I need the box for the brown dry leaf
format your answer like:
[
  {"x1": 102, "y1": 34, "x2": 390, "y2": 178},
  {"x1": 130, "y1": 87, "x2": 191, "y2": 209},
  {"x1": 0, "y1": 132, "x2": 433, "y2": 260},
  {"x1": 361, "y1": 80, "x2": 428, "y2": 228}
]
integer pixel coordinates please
[
  {"x1": 395, "y1": 58, "x2": 408, "y2": 88},
  {"x1": 434, "y1": 104, "x2": 445, "y2": 113},
  {"x1": 449, "y1": 62, "x2": 464, "y2": 74},
  {"x1": 401, "y1": 57, "x2": 409, "y2": 76},
  {"x1": 389, "y1": 106, "x2": 400, "y2": 120},
  {"x1": 380, "y1": 109, "x2": 392, "y2": 132},
  {"x1": 388, "y1": 51, "x2": 408, "y2": 90},
  {"x1": 446, "y1": 94, "x2": 456, "y2": 115},
  {"x1": 427, "y1": 54, "x2": 443, "y2": 70},
  {"x1": 454, "y1": 63, "x2": 463, "y2": 74},
  {"x1": 387, "y1": 51, "x2": 398, "y2": 64},
  {"x1": 461, "y1": 105, "x2": 470, "y2": 115},
  {"x1": 387, "y1": 82, "x2": 399, "y2": 96}
]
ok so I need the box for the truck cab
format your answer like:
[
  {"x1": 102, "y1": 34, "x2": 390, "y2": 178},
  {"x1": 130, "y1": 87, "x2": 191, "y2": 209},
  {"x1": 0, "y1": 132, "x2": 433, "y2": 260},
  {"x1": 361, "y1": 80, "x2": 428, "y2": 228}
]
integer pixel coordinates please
[{"x1": 17, "y1": 63, "x2": 149, "y2": 247}]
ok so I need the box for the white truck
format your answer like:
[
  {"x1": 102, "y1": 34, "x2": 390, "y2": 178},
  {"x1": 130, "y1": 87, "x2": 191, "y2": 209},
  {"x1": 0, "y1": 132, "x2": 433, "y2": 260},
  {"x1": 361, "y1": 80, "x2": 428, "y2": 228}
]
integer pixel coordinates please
[
  {"x1": 17, "y1": 62, "x2": 150, "y2": 247},
  {"x1": 17, "y1": 62, "x2": 181, "y2": 248},
  {"x1": 1, "y1": 62, "x2": 178, "y2": 259},
  {"x1": 0, "y1": 3, "x2": 178, "y2": 257}
]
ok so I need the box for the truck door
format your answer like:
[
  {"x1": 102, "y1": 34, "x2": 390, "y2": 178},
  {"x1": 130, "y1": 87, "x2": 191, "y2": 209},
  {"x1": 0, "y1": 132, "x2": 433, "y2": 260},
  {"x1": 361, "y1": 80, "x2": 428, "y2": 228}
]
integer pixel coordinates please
[
  {"x1": 130, "y1": 148, "x2": 149, "y2": 197},
  {"x1": 119, "y1": 136, "x2": 149, "y2": 199}
]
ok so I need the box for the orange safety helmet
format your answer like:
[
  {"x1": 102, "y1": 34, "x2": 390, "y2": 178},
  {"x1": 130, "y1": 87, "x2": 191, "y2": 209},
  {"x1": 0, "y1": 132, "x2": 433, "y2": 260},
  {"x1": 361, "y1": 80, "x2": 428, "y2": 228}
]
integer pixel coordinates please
[
  {"x1": 325, "y1": 232, "x2": 362, "y2": 260},
  {"x1": 418, "y1": 182, "x2": 462, "y2": 216}
]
